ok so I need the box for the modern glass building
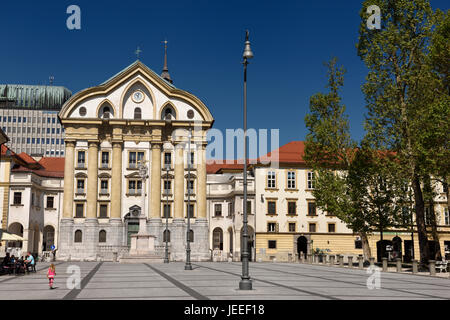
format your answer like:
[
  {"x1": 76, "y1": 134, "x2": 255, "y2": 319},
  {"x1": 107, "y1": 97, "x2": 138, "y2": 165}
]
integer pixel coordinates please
[{"x1": 0, "y1": 84, "x2": 72, "y2": 157}]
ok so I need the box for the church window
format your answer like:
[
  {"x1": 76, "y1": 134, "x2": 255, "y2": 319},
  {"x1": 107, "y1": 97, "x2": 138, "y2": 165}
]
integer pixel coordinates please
[
  {"x1": 128, "y1": 180, "x2": 142, "y2": 195},
  {"x1": 186, "y1": 204, "x2": 195, "y2": 218},
  {"x1": 128, "y1": 151, "x2": 144, "y2": 168},
  {"x1": 162, "y1": 106, "x2": 175, "y2": 120},
  {"x1": 100, "y1": 180, "x2": 109, "y2": 194},
  {"x1": 79, "y1": 107, "x2": 87, "y2": 116},
  {"x1": 75, "y1": 204, "x2": 84, "y2": 218},
  {"x1": 101, "y1": 152, "x2": 109, "y2": 168},
  {"x1": 163, "y1": 204, "x2": 171, "y2": 218},
  {"x1": 102, "y1": 106, "x2": 111, "y2": 119},
  {"x1": 77, "y1": 151, "x2": 86, "y2": 168},
  {"x1": 77, "y1": 179, "x2": 85, "y2": 193},
  {"x1": 163, "y1": 230, "x2": 170, "y2": 242},
  {"x1": 74, "y1": 230, "x2": 82, "y2": 243},
  {"x1": 164, "y1": 152, "x2": 172, "y2": 168},
  {"x1": 134, "y1": 107, "x2": 142, "y2": 120},
  {"x1": 99, "y1": 205, "x2": 108, "y2": 218},
  {"x1": 99, "y1": 230, "x2": 106, "y2": 243}
]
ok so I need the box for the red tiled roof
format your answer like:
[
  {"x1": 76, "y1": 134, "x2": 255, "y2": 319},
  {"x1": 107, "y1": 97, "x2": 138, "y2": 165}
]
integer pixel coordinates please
[
  {"x1": 38, "y1": 157, "x2": 65, "y2": 172},
  {"x1": 18, "y1": 152, "x2": 39, "y2": 165},
  {"x1": 258, "y1": 141, "x2": 306, "y2": 164},
  {"x1": 207, "y1": 141, "x2": 307, "y2": 173},
  {"x1": 11, "y1": 156, "x2": 64, "y2": 178},
  {"x1": 206, "y1": 160, "x2": 244, "y2": 174}
]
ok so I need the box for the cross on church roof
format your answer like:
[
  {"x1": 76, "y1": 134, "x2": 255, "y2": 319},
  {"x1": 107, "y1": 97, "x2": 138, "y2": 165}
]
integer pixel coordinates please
[{"x1": 135, "y1": 46, "x2": 142, "y2": 60}]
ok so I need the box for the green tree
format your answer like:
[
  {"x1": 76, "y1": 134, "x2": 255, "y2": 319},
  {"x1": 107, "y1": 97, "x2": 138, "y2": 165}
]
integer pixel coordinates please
[
  {"x1": 304, "y1": 58, "x2": 405, "y2": 261},
  {"x1": 357, "y1": 0, "x2": 446, "y2": 264}
]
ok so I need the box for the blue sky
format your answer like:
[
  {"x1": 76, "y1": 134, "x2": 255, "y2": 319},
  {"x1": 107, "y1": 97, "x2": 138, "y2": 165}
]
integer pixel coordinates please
[{"x1": 1, "y1": 0, "x2": 448, "y2": 154}]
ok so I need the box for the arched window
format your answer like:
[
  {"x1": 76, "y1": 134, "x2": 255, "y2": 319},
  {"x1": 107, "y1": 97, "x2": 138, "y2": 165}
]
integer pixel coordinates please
[
  {"x1": 213, "y1": 228, "x2": 223, "y2": 250},
  {"x1": 99, "y1": 230, "x2": 107, "y2": 243},
  {"x1": 99, "y1": 103, "x2": 114, "y2": 119},
  {"x1": 74, "y1": 230, "x2": 82, "y2": 243},
  {"x1": 188, "y1": 230, "x2": 194, "y2": 243},
  {"x1": 103, "y1": 106, "x2": 111, "y2": 119},
  {"x1": 161, "y1": 106, "x2": 176, "y2": 120},
  {"x1": 163, "y1": 230, "x2": 170, "y2": 242},
  {"x1": 134, "y1": 107, "x2": 142, "y2": 120}
]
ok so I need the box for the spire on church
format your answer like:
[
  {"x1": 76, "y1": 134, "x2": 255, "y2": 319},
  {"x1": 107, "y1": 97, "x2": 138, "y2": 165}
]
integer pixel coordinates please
[{"x1": 161, "y1": 40, "x2": 173, "y2": 84}]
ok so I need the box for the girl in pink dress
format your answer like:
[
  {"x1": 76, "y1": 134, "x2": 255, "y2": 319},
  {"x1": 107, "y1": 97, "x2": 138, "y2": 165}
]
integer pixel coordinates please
[{"x1": 47, "y1": 264, "x2": 56, "y2": 289}]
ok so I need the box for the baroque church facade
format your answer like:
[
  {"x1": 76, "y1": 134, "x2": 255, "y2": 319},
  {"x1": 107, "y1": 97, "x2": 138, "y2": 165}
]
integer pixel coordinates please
[{"x1": 57, "y1": 60, "x2": 213, "y2": 261}]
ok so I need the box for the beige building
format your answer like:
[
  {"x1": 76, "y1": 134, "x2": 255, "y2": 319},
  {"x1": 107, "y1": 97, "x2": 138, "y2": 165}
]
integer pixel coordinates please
[
  {"x1": 57, "y1": 60, "x2": 214, "y2": 261},
  {"x1": 252, "y1": 141, "x2": 450, "y2": 262}
]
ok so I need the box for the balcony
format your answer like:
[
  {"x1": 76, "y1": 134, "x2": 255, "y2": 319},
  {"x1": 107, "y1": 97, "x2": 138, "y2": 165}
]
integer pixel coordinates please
[
  {"x1": 100, "y1": 163, "x2": 110, "y2": 169},
  {"x1": 76, "y1": 162, "x2": 86, "y2": 169},
  {"x1": 127, "y1": 189, "x2": 142, "y2": 196}
]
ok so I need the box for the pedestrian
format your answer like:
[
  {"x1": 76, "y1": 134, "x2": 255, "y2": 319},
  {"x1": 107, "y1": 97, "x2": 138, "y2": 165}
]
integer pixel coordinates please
[{"x1": 47, "y1": 263, "x2": 56, "y2": 289}]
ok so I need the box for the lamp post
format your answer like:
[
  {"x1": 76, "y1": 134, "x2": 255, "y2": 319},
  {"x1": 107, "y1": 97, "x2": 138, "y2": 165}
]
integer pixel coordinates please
[
  {"x1": 239, "y1": 30, "x2": 253, "y2": 291},
  {"x1": 185, "y1": 126, "x2": 193, "y2": 270},
  {"x1": 164, "y1": 165, "x2": 170, "y2": 263}
]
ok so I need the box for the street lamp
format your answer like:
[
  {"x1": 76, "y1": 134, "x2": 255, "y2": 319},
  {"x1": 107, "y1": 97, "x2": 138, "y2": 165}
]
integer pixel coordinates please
[
  {"x1": 239, "y1": 30, "x2": 253, "y2": 291},
  {"x1": 185, "y1": 126, "x2": 193, "y2": 270},
  {"x1": 138, "y1": 160, "x2": 148, "y2": 226},
  {"x1": 164, "y1": 164, "x2": 170, "y2": 263}
]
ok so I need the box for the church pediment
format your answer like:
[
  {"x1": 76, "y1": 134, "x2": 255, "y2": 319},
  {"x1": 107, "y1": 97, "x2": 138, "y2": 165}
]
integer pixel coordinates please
[{"x1": 59, "y1": 61, "x2": 213, "y2": 123}]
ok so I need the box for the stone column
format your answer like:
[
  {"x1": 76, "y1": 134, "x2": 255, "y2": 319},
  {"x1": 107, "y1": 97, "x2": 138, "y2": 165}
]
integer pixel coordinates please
[
  {"x1": 196, "y1": 143, "x2": 207, "y2": 219},
  {"x1": 111, "y1": 142, "x2": 122, "y2": 219},
  {"x1": 171, "y1": 143, "x2": 185, "y2": 260},
  {"x1": 307, "y1": 254, "x2": 312, "y2": 263},
  {"x1": 412, "y1": 259, "x2": 418, "y2": 273},
  {"x1": 429, "y1": 260, "x2": 436, "y2": 276},
  {"x1": 174, "y1": 145, "x2": 184, "y2": 219},
  {"x1": 86, "y1": 141, "x2": 99, "y2": 218},
  {"x1": 62, "y1": 141, "x2": 75, "y2": 218},
  {"x1": 412, "y1": 260, "x2": 419, "y2": 273},
  {"x1": 382, "y1": 257, "x2": 388, "y2": 272},
  {"x1": 339, "y1": 255, "x2": 344, "y2": 267},
  {"x1": 60, "y1": 140, "x2": 75, "y2": 260},
  {"x1": 396, "y1": 258, "x2": 402, "y2": 272},
  {"x1": 150, "y1": 143, "x2": 162, "y2": 219},
  {"x1": 148, "y1": 142, "x2": 163, "y2": 245},
  {"x1": 329, "y1": 255, "x2": 335, "y2": 266},
  {"x1": 358, "y1": 255, "x2": 364, "y2": 269},
  {"x1": 110, "y1": 142, "x2": 124, "y2": 249},
  {"x1": 369, "y1": 257, "x2": 375, "y2": 267},
  {"x1": 85, "y1": 141, "x2": 99, "y2": 260},
  {"x1": 348, "y1": 256, "x2": 353, "y2": 268}
]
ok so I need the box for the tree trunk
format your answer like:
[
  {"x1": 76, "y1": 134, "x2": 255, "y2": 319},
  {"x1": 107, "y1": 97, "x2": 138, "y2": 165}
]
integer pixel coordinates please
[
  {"x1": 429, "y1": 202, "x2": 442, "y2": 260},
  {"x1": 413, "y1": 174, "x2": 429, "y2": 265},
  {"x1": 360, "y1": 232, "x2": 372, "y2": 261},
  {"x1": 424, "y1": 176, "x2": 442, "y2": 261}
]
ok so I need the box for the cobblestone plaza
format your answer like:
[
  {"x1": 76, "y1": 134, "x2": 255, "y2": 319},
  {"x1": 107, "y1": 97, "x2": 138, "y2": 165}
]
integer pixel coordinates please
[{"x1": 1, "y1": 262, "x2": 449, "y2": 300}]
